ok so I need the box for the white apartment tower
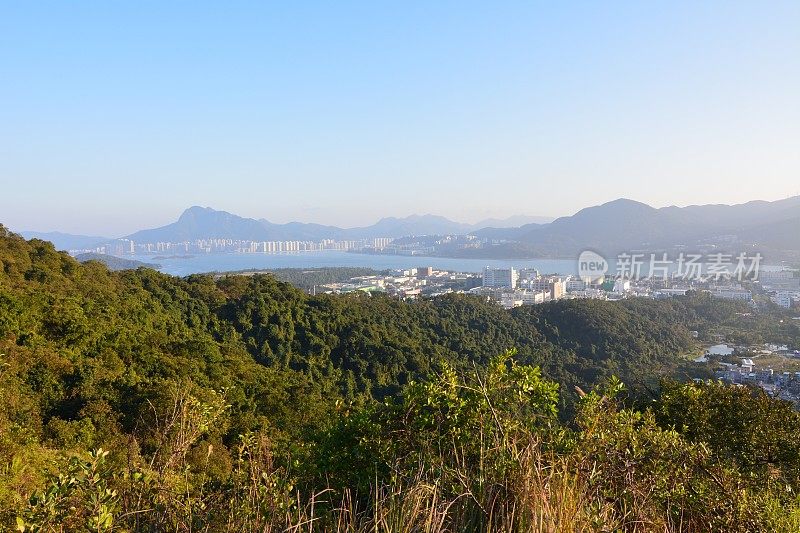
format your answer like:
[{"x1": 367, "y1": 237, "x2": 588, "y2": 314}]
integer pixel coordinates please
[{"x1": 482, "y1": 267, "x2": 518, "y2": 289}]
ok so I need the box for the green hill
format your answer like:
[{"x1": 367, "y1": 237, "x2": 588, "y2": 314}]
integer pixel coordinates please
[
  {"x1": 74, "y1": 252, "x2": 160, "y2": 271},
  {"x1": 2, "y1": 224, "x2": 800, "y2": 531}
]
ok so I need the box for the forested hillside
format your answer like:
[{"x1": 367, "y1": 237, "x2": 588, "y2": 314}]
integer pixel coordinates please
[{"x1": 2, "y1": 225, "x2": 800, "y2": 531}]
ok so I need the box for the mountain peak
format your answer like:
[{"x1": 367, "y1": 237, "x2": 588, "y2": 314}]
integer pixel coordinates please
[
  {"x1": 127, "y1": 208, "x2": 477, "y2": 242},
  {"x1": 598, "y1": 198, "x2": 655, "y2": 210},
  {"x1": 179, "y1": 206, "x2": 224, "y2": 219}
]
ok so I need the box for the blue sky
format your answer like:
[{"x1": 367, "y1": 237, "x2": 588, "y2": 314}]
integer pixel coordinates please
[{"x1": 1, "y1": 1, "x2": 799, "y2": 235}]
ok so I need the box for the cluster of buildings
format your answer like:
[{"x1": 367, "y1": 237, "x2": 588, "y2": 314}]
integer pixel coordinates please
[
  {"x1": 231, "y1": 238, "x2": 393, "y2": 254},
  {"x1": 318, "y1": 267, "x2": 478, "y2": 299},
  {"x1": 712, "y1": 344, "x2": 800, "y2": 403},
  {"x1": 772, "y1": 291, "x2": 800, "y2": 309},
  {"x1": 370, "y1": 235, "x2": 482, "y2": 256},
  {"x1": 315, "y1": 265, "x2": 800, "y2": 312},
  {"x1": 71, "y1": 237, "x2": 395, "y2": 257},
  {"x1": 316, "y1": 266, "x2": 660, "y2": 309},
  {"x1": 760, "y1": 270, "x2": 800, "y2": 309},
  {"x1": 471, "y1": 267, "x2": 770, "y2": 310},
  {"x1": 472, "y1": 268, "x2": 570, "y2": 309}
]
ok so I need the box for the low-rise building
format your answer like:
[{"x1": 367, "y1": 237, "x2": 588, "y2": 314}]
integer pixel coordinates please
[{"x1": 711, "y1": 289, "x2": 753, "y2": 301}]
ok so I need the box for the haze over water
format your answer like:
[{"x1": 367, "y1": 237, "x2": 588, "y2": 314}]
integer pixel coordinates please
[{"x1": 134, "y1": 251, "x2": 578, "y2": 277}]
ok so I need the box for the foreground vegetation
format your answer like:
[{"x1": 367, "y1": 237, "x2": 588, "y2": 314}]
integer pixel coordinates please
[{"x1": 1, "y1": 225, "x2": 799, "y2": 531}]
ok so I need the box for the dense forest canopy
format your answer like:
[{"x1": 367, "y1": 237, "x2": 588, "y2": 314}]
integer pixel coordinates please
[{"x1": 2, "y1": 225, "x2": 800, "y2": 531}]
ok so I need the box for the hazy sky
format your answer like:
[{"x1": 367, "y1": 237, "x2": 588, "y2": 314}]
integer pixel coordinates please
[{"x1": 1, "y1": 1, "x2": 799, "y2": 236}]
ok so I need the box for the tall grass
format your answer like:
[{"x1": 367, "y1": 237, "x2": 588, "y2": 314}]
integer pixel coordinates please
[{"x1": 14, "y1": 367, "x2": 800, "y2": 532}]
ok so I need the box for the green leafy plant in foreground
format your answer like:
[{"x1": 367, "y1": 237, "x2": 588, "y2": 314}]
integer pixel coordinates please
[{"x1": 17, "y1": 449, "x2": 118, "y2": 532}]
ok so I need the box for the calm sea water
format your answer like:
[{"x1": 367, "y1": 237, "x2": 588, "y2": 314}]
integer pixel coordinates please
[{"x1": 132, "y1": 251, "x2": 579, "y2": 277}]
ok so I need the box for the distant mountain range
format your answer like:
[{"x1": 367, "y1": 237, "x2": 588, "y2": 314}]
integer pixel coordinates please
[
  {"x1": 16, "y1": 196, "x2": 800, "y2": 259},
  {"x1": 20, "y1": 231, "x2": 111, "y2": 251},
  {"x1": 122, "y1": 207, "x2": 555, "y2": 244},
  {"x1": 473, "y1": 196, "x2": 800, "y2": 256},
  {"x1": 473, "y1": 215, "x2": 555, "y2": 228}
]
